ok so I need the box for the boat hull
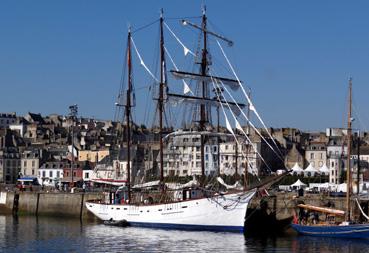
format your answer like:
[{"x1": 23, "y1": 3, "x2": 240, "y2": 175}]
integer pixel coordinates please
[
  {"x1": 86, "y1": 190, "x2": 256, "y2": 233},
  {"x1": 291, "y1": 223, "x2": 369, "y2": 238}
]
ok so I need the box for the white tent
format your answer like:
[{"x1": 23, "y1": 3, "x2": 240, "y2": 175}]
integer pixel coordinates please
[
  {"x1": 309, "y1": 182, "x2": 336, "y2": 192},
  {"x1": 319, "y1": 164, "x2": 330, "y2": 176},
  {"x1": 304, "y1": 163, "x2": 320, "y2": 177},
  {"x1": 290, "y1": 179, "x2": 307, "y2": 190},
  {"x1": 290, "y1": 162, "x2": 304, "y2": 175},
  {"x1": 337, "y1": 183, "x2": 347, "y2": 193}
]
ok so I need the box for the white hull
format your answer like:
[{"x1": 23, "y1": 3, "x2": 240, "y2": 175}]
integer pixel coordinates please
[{"x1": 86, "y1": 190, "x2": 256, "y2": 232}]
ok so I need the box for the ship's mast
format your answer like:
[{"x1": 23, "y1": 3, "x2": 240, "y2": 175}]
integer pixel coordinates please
[
  {"x1": 126, "y1": 28, "x2": 132, "y2": 203},
  {"x1": 200, "y1": 6, "x2": 208, "y2": 182},
  {"x1": 159, "y1": 9, "x2": 166, "y2": 186},
  {"x1": 171, "y1": 6, "x2": 242, "y2": 183},
  {"x1": 346, "y1": 77, "x2": 352, "y2": 221},
  {"x1": 357, "y1": 133, "x2": 361, "y2": 195},
  {"x1": 244, "y1": 89, "x2": 251, "y2": 190}
]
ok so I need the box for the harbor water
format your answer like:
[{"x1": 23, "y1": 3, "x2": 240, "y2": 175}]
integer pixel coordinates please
[{"x1": 0, "y1": 215, "x2": 369, "y2": 253}]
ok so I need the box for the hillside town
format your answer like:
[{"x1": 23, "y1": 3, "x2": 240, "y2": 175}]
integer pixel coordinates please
[{"x1": 1, "y1": 111, "x2": 368, "y2": 191}]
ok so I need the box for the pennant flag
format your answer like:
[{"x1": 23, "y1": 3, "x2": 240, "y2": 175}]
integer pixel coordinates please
[
  {"x1": 131, "y1": 37, "x2": 159, "y2": 82},
  {"x1": 183, "y1": 81, "x2": 192, "y2": 94},
  {"x1": 164, "y1": 22, "x2": 196, "y2": 57},
  {"x1": 225, "y1": 117, "x2": 235, "y2": 135},
  {"x1": 235, "y1": 119, "x2": 243, "y2": 132}
]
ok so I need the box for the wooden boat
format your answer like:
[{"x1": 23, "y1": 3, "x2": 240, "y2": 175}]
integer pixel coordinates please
[{"x1": 291, "y1": 79, "x2": 369, "y2": 239}]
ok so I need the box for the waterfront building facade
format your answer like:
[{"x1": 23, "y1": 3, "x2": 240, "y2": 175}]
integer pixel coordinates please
[
  {"x1": 39, "y1": 160, "x2": 67, "y2": 186},
  {"x1": 327, "y1": 137, "x2": 347, "y2": 184},
  {"x1": 21, "y1": 149, "x2": 41, "y2": 177},
  {"x1": 78, "y1": 149, "x2": 110, "y2": 163},
  {"x1": 161, "y1": 133, "x2": 260, "y2": 177},
  {"x1": 0, "y1": 148, "x2": 21, "y2": 184},
  {"x1": 0, "y1": 113, "x2": 16, "y2": 129},
  {"x1": 305, "y1": 141, "x2": 327, "y2": 169}
]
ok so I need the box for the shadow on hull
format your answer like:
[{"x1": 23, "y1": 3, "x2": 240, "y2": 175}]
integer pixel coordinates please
[{"x1": 244, "y1": 207, "x2": 293, "y2": 237}]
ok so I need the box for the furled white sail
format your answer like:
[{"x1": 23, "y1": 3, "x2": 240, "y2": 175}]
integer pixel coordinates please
[
  {"x1": 164, "y1": 47, "x2": 194, "y2": 95},
  {"x1": 171, "y1": 70, "x2": 240, "y2": 91}
]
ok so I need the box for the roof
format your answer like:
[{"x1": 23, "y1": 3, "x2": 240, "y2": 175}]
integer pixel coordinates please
[{"x1": 27, "y1": 112, "x2": 45, "y2": 124}]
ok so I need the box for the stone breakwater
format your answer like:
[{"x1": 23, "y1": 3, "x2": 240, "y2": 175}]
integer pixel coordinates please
[{"x1": 0, "y1": 191, "x2": 104, "y2": 219}]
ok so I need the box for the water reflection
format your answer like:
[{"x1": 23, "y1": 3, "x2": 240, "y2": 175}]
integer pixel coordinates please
[
  {"x1": 0, "y1": 215, "x2": 368, "y2": 252},
  {"x1": 84, "y1": 225, "x2": 246, "y2": 252}
]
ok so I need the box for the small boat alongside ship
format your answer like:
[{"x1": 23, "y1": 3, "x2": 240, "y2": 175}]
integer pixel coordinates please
[{"x1": 291, "y1": 79, "x2": 369, "y2": 239}]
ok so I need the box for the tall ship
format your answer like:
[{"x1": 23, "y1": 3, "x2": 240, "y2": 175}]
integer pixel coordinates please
[{"x1": 86, "y1": 7, "x2": 283, "y2": 233}]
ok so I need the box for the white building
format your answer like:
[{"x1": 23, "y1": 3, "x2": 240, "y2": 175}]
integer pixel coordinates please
[
  {"x1": 327, "y1": 137, "x2": 347, "y2": 184},
  {"x1": 305, "y1": 141, "x2": 327, "y2": 169},
  {"x1": 162, "y1": 133, "x2": 260, "y2": 177},
  {"x1": 38, "y1": 161, "x2": 66, "y2": 186}
]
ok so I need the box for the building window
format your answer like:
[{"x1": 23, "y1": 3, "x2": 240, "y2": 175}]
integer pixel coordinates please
[
  {"x1": 32, "y1": 161, "x2": 35, "y2": 167},
  {"x1": 225, "y1": 145, "x2": 228, "y2": 150},
  {"x1": 85, "y1": 172, "x2": 89, "y2": 179},
  {"x1": 49, "y1": 171, "x2": 53, "y2": 178},
  {"x1": 310, "y1": 153, "x2": 314, "y2": 159},
  {"x1": 42, "y1": 171, "x2": 46, "y2": 178},
  {"x1": 23, "y1": 161, "x2": 27, "y2": 167}
]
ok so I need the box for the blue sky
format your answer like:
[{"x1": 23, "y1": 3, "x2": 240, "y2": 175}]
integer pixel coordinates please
[{"x1": 1, "y1": 1, "x2": 369, "y2": 131}]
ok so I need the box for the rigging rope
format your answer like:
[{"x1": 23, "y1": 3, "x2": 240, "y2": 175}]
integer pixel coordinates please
[
  {"x1": 130, "y1": 36, "x2": 159, "y2": 83},
  {"x1": 164, "y1": 46, "x2": 194, "y2": 95},
  {"x1": 131, "y1": 19, "x2": 159, "y2": 34},
  {"x1": 216, "y1": 40, "x2": 285, "y2": 159},
  {"x1": 210, "y1": 76, "x2": 260, "y2": 178},
  {"x1": 211, "y1": 76, "x2": 268, "y2": 176},
  {"x1": 164, "y1": 22, "x2": 196, "y2": 57},
  {"x1": 216, "y1": 75, "x2": 284, "y2": 163}
]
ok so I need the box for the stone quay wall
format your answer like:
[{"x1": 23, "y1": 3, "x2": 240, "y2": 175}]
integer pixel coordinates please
[
  {"x1": 249, "y1": 192, "x2": 360, "y2": 220},
  {"x1": 1, "y1": 190, "x2": 361, "y2": 222},
  {"x1": 0, "y1": 191, "x2": 104, "y2": 219}
]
